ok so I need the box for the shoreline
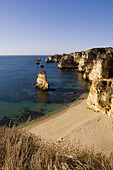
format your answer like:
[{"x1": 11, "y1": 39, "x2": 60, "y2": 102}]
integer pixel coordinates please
[
  {"x1": 25, "y1": 93, "x2": 101, "y2": 141},
  {"x1": 24, "y1": 92, "x2": 88, "y2": 128},
  {"x1": 25, "y1": 95, "x2": 113, "y2": 154}
]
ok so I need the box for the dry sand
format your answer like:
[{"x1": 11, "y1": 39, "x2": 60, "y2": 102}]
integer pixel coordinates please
[{"x1": 26, "y1": 96, "x2": 113, "y2": 154}]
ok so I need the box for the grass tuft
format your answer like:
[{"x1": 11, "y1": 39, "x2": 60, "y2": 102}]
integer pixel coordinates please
[{"x1": 0, "y1": 126, "x2": 113, "y2": 170}]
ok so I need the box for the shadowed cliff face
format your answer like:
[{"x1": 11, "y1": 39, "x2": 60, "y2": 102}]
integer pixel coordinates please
[{"x1": 87, "y1": 80, "x2": 113, "y2": 116}]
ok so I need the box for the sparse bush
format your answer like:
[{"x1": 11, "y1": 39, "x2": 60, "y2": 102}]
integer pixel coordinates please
[{"x1": 0, "y1": 127, "x2": 113, "y2": 170}]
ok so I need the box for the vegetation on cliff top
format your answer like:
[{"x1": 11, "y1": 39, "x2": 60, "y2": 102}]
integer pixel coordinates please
[{"x1": 0, "y1": 126, "x2": 113, "y2": 170}]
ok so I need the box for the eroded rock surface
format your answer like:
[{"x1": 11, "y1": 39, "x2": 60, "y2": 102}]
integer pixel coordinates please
[
  {"x1": 35, "y1": 71, "x2": 49, "y2": 91},
  {"x1": 87, "y1": 79, "x2": 113, "y2": 116},
  {"x1": 58, "y1": 55, "x2": 78, "y2": 69},
  {"x1": 45, "y1": 54, "x2": 63, "y2": 63},
  {"x1": 85, "y1": 51, "x2": 113, "y2": 80},
  {"x1": 57, "y1": 47, "x2": 113, "y2": 80}
]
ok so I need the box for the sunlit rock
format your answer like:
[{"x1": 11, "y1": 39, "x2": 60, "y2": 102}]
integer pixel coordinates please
[{"x1": 35, "y1": 71, "x2": 49, "y2": 91}]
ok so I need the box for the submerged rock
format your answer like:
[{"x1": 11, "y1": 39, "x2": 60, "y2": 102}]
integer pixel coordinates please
[
  {"x1": 40, "y1": 64, "x2": 44, "y2": 67},
  {"x1": 35, "y1": 70, "x2": 49, "y2": 91}
]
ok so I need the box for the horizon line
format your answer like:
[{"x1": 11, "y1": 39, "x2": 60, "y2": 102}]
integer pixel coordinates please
[{"x1": 0, "y1": 46, "x2": 113, "y2": 56}]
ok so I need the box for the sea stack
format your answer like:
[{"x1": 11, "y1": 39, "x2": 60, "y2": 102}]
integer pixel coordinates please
[
  {"x1": 35, "y1": 70, "x2": 49, "y2": 91},
  {"x1": 38, "y1": 57, "x2": 41, "y2": 61}
]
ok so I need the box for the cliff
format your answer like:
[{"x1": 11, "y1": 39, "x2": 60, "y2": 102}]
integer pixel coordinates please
[
  {"x1": 84, "y1": 51, "x2": 113, "y2": 80},
  {"x1": 57, "y1": 47, "x2": 113, "y2": 80},
  {"x1": 58, "y1": 55, "x2": 78, "y2": 69},
  {"x1": 87, "y1": 79, "x2": 113, "y2": 116}
]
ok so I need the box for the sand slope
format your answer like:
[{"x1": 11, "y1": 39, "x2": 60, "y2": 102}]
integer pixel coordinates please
[
  {"x1": 27, "y1": 99, "x2": 101, "y2": 141},
  {"x1": 62, "y1": 114, "x2": 113, "y2": 154},
  {"x1": 26, "y1": 98, "x2": 113, "y2": 153}
]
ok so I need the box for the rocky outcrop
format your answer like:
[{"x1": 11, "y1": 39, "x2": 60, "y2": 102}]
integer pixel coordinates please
[
  {"x1": 38, "y1": 57, "x2": 41, "y2": 61},
  {"x1": 78, "y1": 52, "x2": 95, "y2": 72},
  {"x1": 56, "y1": 47, "x2": 113, "y2": 80},
  {"x1": 35, "y1": 71, "x2": 49, "y2": 91},
  {"x1": 87, "y1": 79, "x2": 113, "y2": 116},
  {"x1": 58, "y1": 55, "x2": 78, "y2": 69},
  {"x1": 35, "y1": 60, "x2": 40, "y2": 64},
  {"x1": 45, "y1": 54, "x2": 63, "y2": 63},
  {"x1": 45, "y1": 56, "x2": 53, "y2": 63},
  {"x1": 84, "y1": 51, "x2": 113, "y2": 80},
  {"x1": 35, "y1": 57, "x2": 41, "y2": 62}
]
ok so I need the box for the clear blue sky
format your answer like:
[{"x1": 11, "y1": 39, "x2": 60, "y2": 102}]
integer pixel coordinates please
[{"x1": 0, "y1": 0, "x2": 113, "y2": 55}]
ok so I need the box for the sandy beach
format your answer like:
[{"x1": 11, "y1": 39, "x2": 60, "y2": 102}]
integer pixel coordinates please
[
  {"x1": 25, "y1": 96, "x2": 113, "y2": 154},
  {"x1": 26, "y1": 98, "x2": 100, "y2": 141}
]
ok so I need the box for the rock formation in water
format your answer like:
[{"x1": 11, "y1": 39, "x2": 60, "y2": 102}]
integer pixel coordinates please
[
  {"x1": 35, "y1": 71, "x2": 49, "y2": 91},
  {"x1": 35, "y1": 57, "x2": 41, "y2": 64},
  {"x1": 35, "y1": 60, "x2": 40, "y2": 64},
  {"x1": 57, "y1": 47, "x2": 113, "y2": 80},
  {"x1": 58, "y1": 55, "x2": 78, "y2": 69},
  {"x1": 35, "y1": 57, "x2": 41, "y2": 61},
  {"x1": 38, "y1": 57, "x2": 41, "y2": 61},
  {"x1": 87, "y1": 79, "x2": 113, "y2": 116},
  {"x1": 45, "y1": 47, "x2": 113, "y2": 116},
  {"x1": 40, "y1": 64, "x2": 44, "y2": 67},
  {"x1": 45, "y1": 54, "x2": 63, "y2": 63}
]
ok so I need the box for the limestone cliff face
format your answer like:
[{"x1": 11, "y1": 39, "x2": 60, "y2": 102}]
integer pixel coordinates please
[
  {"x1": 57, "y1": 48, "x2": 113, "y2": 80},
  {"x1": 45, "y1": 47, "x2": 113, "y2": 81},
  {"x1": 35, "y1": 71, "x2": 49, "y2": 91},
  {"x1": 58, "y1": 55, "x2": 78, "y2": 69},
  {"x1": 78, "y1": 52, "x2": 95, "y2": 72},
  {"x1": 85, "y1": 60, "x2": 103, "y2": 80},
  {"x1": 87, "y1": 80, "x2": 113, "y2": 116},
  {"x1": 84, "y1": 51, "x2": 113, "y2": 80}
]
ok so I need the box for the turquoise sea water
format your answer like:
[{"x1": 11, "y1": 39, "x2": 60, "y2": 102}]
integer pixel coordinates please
[{"x1": 0, "y1": 55, "x2": 90, "y2": 126}]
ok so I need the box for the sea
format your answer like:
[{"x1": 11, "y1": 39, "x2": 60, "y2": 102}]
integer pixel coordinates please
[{"x1": 0, "y1": 55, "x2": 90, "y2": 126}]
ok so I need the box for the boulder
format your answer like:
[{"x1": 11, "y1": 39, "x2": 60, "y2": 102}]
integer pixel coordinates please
[{"x1": 35, "y1": 71, "x2": 49, "y2": 91}]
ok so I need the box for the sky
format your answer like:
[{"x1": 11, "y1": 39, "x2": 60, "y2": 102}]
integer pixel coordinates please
[{"x1": 0, "y1": 0, "x2": 113, "y2": 55}]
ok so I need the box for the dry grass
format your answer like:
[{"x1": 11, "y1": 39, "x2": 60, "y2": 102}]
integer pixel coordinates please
[{"x1": 0, "y1": 126, "x2": 113, "y2": 170}]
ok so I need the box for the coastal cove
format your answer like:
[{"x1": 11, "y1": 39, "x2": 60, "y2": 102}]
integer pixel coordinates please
[{"x1": 0, "y1": 55, "x2": 90, "y2": 126}]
